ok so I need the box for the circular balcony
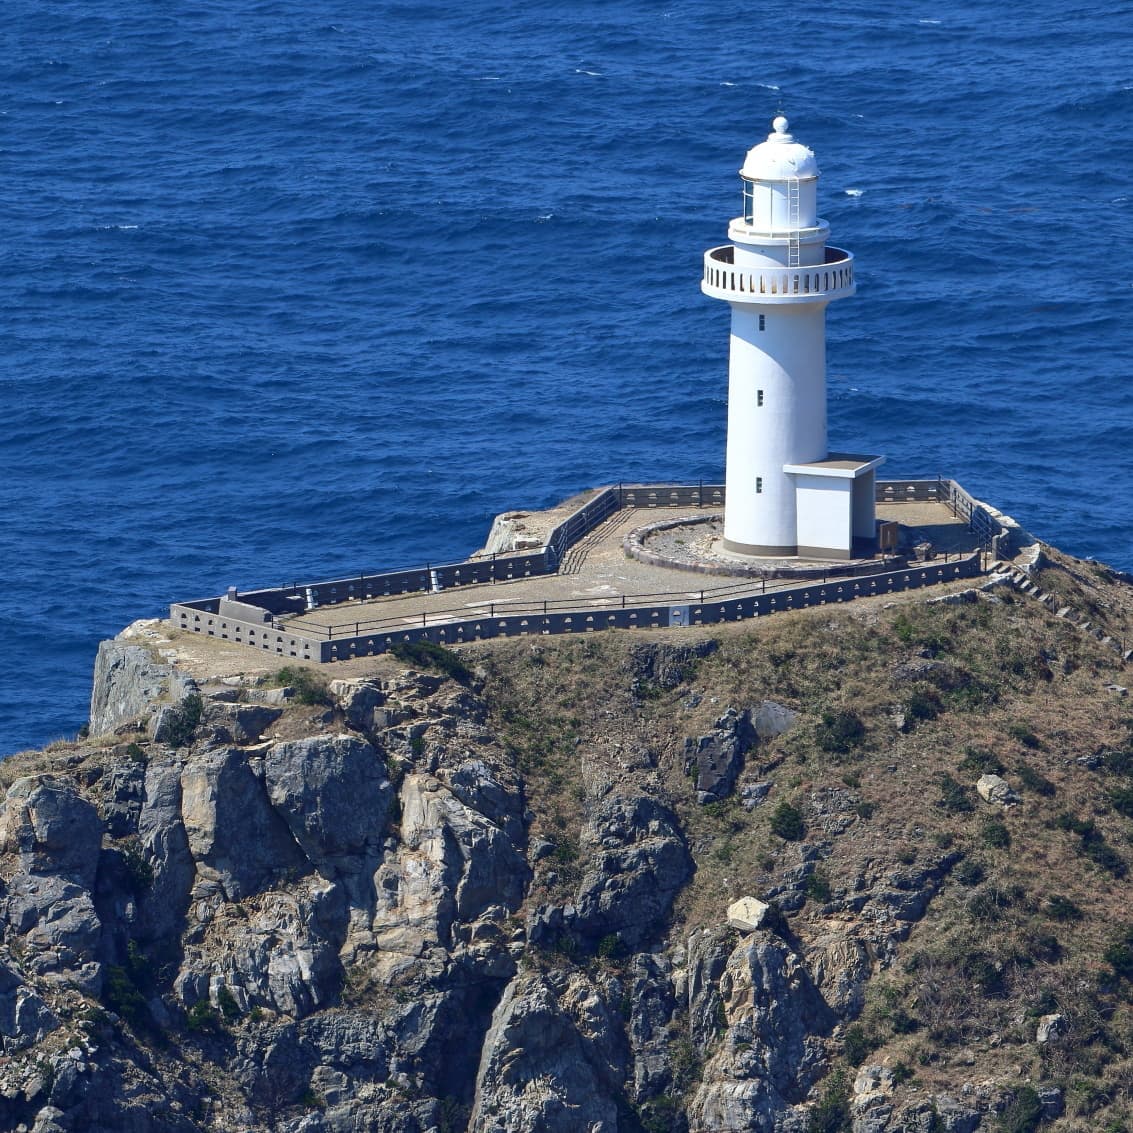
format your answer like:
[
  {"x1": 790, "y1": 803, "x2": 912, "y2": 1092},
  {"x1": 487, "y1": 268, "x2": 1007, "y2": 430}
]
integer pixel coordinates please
[{"x1": 701, "y1": 245, "x2": 855, "y2": 305}]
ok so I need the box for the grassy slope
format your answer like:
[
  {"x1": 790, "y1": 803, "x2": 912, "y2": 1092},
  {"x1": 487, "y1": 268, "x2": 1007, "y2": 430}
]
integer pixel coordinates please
[
  {"x1": 480, "y1": 560, "x2": 1133, "y2": 1131},
  {"x1": 3, "y1": 548, "x2": 1132, "y2": 1130}
]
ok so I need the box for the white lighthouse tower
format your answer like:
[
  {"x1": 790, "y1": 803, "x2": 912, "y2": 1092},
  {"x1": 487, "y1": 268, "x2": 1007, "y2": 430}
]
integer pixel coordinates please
[{"x1": 702, "y1": 116, "x2": 883, "y2": 559}]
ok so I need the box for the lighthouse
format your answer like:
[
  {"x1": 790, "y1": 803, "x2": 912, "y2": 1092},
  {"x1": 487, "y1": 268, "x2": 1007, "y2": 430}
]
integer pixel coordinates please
[{"x1": 702, "y1": 117, "x2": 883, "y2": 560}]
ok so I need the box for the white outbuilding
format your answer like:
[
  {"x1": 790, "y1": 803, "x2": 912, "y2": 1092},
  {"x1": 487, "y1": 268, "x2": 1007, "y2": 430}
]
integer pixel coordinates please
[{"x1": 702, "y1": 117, "x2": 883, "y2": 559}]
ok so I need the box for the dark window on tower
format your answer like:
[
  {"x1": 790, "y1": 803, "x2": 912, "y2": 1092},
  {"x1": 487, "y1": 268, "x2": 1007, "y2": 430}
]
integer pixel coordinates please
[
  {"x1": 758, "y1": 314, "x2": 766, "y2": 331},
  {"x1": 755, "y1": 477, "x2": 763, "y2": 493},
  {"x1": 757, "y1": 390, "x2": 764, "y2": 407}
]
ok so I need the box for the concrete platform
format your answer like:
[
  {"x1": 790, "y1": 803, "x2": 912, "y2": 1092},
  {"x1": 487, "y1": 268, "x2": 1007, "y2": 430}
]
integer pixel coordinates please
[{"x1": 283, "y1": 499, "x2": 979, "y2": 641}]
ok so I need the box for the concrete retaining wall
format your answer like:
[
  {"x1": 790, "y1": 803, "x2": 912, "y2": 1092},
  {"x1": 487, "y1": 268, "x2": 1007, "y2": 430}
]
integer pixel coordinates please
[
  {"x1": 170, "y1": 551, "x2": 983, "y2": 662},
  {"x1": 169, "y1": 478, "x2": 1007, "y2": 661}
]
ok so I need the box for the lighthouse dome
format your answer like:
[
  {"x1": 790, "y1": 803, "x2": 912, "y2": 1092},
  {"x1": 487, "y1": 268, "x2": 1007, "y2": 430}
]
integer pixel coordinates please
[{"x1": 740, "y1": 116, "x2": 819, "y2": 181}]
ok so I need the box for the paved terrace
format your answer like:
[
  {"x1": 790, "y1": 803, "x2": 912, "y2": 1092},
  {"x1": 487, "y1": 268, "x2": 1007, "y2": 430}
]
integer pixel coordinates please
[{"x1": 280, "y1": 500, "x2": 981, "y2": 643}]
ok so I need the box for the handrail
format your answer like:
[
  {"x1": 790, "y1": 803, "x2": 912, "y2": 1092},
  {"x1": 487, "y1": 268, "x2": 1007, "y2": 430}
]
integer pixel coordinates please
[
  {"x1": 280, "y1": 553, "x2": 951, "y2": 641},
  {"x1": 701, "y1": 245, "x2": 854, "y2": 301},
  {"x1": 189, "y1": 478, "x2": 1000, "y2": 622}
]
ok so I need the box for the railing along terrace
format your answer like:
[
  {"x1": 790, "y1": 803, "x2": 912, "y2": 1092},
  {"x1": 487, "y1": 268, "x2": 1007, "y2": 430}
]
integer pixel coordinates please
[
  {"x1": 170, "y1": 478, "x2": 1009, "y2": 661},
  {"x1": 702, "y1": 245, "x2": 854, "y2": 301},
  {"x1": 312, "y1": 554, "x2": 984, "y2": 662},
  {"x1": 282, "y1": 552, "x2": 976, "y2": 642}
]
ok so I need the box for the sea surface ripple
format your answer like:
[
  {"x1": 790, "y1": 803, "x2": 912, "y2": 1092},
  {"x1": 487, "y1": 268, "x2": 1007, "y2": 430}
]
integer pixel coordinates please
[{"x1": 2, "y1": 1, "x2": 1131, "y2": 753}]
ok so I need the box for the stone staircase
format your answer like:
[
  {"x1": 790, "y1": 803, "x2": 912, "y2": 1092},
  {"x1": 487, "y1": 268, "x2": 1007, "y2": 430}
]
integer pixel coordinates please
[{"x1": 986, "y1": 556, "x2": 1133, "y2": 665}]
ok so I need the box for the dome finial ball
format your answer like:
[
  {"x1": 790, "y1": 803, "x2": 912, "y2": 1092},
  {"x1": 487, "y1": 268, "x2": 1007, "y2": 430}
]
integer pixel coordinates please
[{"x1": 772, "y1": 115, "x2": 789, "y2": 135}]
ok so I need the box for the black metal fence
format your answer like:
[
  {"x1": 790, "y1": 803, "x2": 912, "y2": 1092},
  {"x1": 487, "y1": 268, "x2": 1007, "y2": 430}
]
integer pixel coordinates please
[
  {"x1": 170, "y1": 553, "x2": 983, "y2": 661},
  {"x1": 169, "y1": 477, "x2": 1009, "y2": 661}
]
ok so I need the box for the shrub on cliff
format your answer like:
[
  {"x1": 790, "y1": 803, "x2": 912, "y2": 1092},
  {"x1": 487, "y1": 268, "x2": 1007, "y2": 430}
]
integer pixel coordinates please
[
  {"x1": 389, "y1": 640, "x2": 470, "y2": 683},
  {"x1": 994, "y1": 1085, "x2": 1043, "y2": 1133},
  {"x1": 770, "y1": 800, "x2": 805, "y2": 841},
  {"x1": 269, "y1": 666, "x2": 331, "y2": 706},
  {"x1": 816, "y1": 709, "x2": 864, "y2": 754}
]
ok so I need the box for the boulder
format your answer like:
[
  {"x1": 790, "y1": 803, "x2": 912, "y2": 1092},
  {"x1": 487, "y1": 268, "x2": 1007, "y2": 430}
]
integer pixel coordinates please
[
  {"x1": 752, "y1": 700, "x2": 797, "y2": 740},
  {"x1": 0, "y1": 778, "x2": 103, "y2": 888},
  {"x1": 201, "y1": 702, "x2": 283, "y2": 745},
  {"x1": 3, "y1": 874, "x2": 101, "y2": 991},
  {"x1": 726, "y1": 897, "x2": 771, "y2": 933},
  {"x1": 685, "y1": 708, "x2": 755, "y2": 804},
  {"x1": 178, "y1": 877, "x2": 346, "y2": 1018},
  {"x1": 1036, "y1": 1012, "x2": 1067, "y2": 1044},
  {"x1": 627, "y1": 952, "x2": 679, "y2": 1100},
  {"x1": 887, "y1": 1097, "x2": 982, "y2": 1133},
  {"x1": 688, "y1": 930, "x2": 835, "y2": 1132},
  {"x1": 30, "y1": 1106, "x2": 67, "y2": 1133},
  {"x1": 135, "y1": 758, "x2": 195, "y2": 944},
  {"x1": 329, "y1": 679, "x2": 388, "y2": 732},
  {"x1": 853, "y1": 1064, "x2": 895, "y2": 1097},
  {"x1": 468, "y1": 971, "x2": 625, "y2": 1133},
  {"x1": 181, "y1": 748, "x2": 307, "y2": 901},
  {"x1": 686, "y1": 926, "x2": 733, "y2": 1052},
  {"x1": 740, "y1": 781, "x2": 772, "y2": 810},
  {"x1": 0, "y1": 962, "x2": 59, "y2": 1050},
  {"x1": 809, "y1": 933, "x2": 872, "y2": 1016},
  {"x1": 1037, "y1": 1085, "x2": 1064, "y2": 1119},
  {"x1": 101, "y1": 761, "x2": 146, "y2": 838},
  {"x1": 399, "y1": 775, "x2": 529, "y2": 926},
  {"x1": 629, "y1": 640, "x2": 718, "y2": 692},
  {"x1": 447, "y1": 758, "x2": 524, "y2": 843},
  {"x1": 976, "y1": 774, "x2": 1020, "y2": 807}
]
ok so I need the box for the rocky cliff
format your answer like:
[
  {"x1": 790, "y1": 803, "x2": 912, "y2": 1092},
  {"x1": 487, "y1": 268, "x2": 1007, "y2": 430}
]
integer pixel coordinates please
[{"x1": 2, "y1": 546, "x2": 1133, "y2": 1132}]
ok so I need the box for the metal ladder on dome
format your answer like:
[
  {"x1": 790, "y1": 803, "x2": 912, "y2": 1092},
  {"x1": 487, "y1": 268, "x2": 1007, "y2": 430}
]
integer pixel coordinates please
[{"x1": 786, "y1": 177, "x2": 801, "y2": 268}]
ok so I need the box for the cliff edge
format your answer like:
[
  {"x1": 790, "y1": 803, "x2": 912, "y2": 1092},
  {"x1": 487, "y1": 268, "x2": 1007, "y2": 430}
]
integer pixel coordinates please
[{"x1": 1, "y1": 544, "x2": 1132, "y2": 1132}]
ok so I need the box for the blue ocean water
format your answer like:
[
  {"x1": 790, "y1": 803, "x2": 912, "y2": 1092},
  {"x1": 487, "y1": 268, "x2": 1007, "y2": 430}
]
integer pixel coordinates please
[{"x1": 2, "y1": 2, "x2": 1131, "y2": 755}]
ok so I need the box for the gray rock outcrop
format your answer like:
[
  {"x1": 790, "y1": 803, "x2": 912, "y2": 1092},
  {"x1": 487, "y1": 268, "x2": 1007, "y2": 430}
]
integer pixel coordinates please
[
  {"x1": 572, "y1": 794, "x2": 692, "y2": 949},
  {"x1": 685, "y1": 708, "x2": 756, "y2": 804},
  {"x1": 976, "y1": 773, "x2": 1020, "y2": 807},
  {"x1": 264, "y1": 734, "x2": 392, "y2": 880},
  {"x1": 688, "y1": 930, "x2": 835, "y2": 1132},
  {"x1": 1, "y1": 603, "x2": 1079, "y2": 1133},
  {"x1": 469, "y1": 971, "x2": 626, "y2": 1132},
  {"x1": 727, "y1": 896, "x2": 771, "y2": 932},
  {"x1": 89, "y1": 635, "x2": 199, "y2": 737},
  {"x1": 0, "y1": 778, "x2": 102, "y2": 887},
  {"x1": 180, "y1": 747, "x2": 308, "y2": 901}
]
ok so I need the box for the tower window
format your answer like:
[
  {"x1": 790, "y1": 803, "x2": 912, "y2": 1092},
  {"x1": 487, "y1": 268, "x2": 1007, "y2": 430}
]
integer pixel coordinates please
[
  {"x1": 755, "y1": 477, "x2": 763, "y2": 493},
  {"x1": 757, "y1": 390, "x2": 764, "y2": 407},
  {"x1": 758, "y1": 314, "x2": 766, "y2": 331}
]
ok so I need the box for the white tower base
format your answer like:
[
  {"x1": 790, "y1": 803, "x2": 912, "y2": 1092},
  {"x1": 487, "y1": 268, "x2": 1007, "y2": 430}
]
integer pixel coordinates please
[{"x1": 702, "y1": 117, "x2": 884, "y2": 560}]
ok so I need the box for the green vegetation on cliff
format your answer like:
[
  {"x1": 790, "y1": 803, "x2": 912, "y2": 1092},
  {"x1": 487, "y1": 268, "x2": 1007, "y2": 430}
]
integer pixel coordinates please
[{"x1": 0, "y1": 544, "x2": 1131, "y2": 1131}]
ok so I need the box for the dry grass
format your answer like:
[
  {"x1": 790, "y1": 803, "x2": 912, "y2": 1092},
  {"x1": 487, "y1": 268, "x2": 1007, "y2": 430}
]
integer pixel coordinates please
[
  {"x1": 473, "y1": 561, "x2": 1133, "y2": 1124},
  {"x1": 5, "y1": 546, "x2": 1131, "y2": 1127}
]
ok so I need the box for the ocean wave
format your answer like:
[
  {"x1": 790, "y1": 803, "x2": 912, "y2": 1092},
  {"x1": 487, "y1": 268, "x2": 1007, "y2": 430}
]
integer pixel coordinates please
[{"x1": 2, "y1": 0, "x2": 1130, "y2": 753}]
